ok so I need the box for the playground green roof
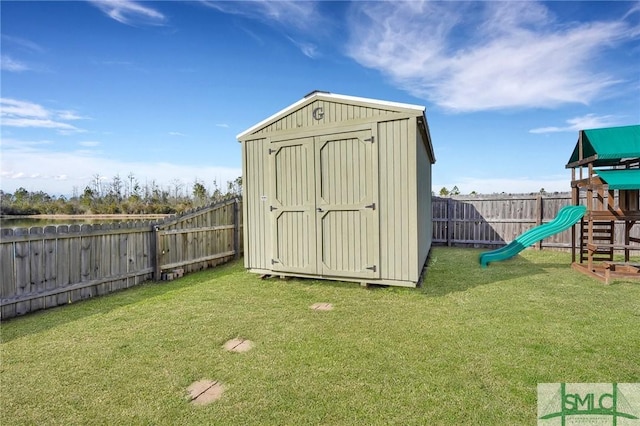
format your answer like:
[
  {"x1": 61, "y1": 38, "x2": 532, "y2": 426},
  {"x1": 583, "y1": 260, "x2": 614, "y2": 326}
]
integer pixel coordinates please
[
  {"x1": 595, "y1": 169, "x2": 640, "y2": 190},
  {"x1": 566, "y1": 124, "x2": 640, "y2": 167}
]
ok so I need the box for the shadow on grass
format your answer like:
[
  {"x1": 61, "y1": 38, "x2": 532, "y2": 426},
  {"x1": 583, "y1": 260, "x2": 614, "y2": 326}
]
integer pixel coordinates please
[
  {"x1": 419, "y1": 247, "x2": 558, "y2": 297},
  {"x1": 0, "y1": 260, "x2": 241, "y2": 343},
  {"x1": 292, "y1": 278, "x2": 364, "y2": 291},
  {"x1": 261, "y1": 248, "x2": 563, "y2": 296}
]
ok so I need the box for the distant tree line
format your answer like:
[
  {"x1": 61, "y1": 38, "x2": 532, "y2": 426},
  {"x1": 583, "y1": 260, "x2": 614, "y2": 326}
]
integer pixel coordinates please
[
  {"x1": 435, "y1": 186, "x2": 564, "y2": 197},
  {"x1": 0, "y1": 173, "x2": 242, "y2": 216}
]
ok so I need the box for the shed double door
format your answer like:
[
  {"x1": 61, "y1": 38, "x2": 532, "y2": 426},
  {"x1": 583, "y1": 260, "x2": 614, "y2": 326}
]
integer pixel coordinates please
[{"x1": 269, "y1": 130, "x2": 379, "y2": 279}]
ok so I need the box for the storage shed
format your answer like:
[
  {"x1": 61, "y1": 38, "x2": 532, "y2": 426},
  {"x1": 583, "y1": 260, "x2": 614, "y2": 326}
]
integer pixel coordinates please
[{"x1": 237, "y1": 91, "x2": 436, "y2": 287}]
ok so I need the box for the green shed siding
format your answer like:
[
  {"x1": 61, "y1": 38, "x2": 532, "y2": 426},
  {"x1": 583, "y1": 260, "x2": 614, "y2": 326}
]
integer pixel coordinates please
[
  {"x1": 269, "y1": 136, "x2": 317, "y2": 274},
  {"x1": 243, "y1": 137, "x2": 271, "y2": 270},
  {"x1": 315, "y1": 130, "x2": 379, "y2": 279},
  {"x1": 239, "y1": 92, "x2": 435, "y2": 287},
  {"x1": 417, "y1": 126, "x2": 433, "y2": 276},
  {"x1": 378, "y1": 118, "x2": 421, "y2": 283},
  {"x1": 254, "y1": 99, "x2": 395, "y2": 136}
]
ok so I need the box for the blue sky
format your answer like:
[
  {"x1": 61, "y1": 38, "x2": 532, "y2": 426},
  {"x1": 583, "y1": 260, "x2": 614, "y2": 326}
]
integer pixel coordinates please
[{"x1": 1, "y1": 0, "x2": 639, "y2": 197}]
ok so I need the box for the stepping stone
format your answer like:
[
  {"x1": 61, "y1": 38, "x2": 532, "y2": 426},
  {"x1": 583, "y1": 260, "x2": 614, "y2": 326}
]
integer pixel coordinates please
[
  {"x1": 310, "y1": 302, "x2": 333, "y2": 311},
  {"x1": 223, "y1": 338, "x2": 254, "y2": 353},
  {"x1": 187, "y1": 380, "x2": 223, "y2": 405}
]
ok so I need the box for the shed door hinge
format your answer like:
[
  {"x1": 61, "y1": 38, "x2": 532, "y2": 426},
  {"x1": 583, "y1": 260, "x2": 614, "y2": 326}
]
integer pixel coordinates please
[
  {"x1": 271, "y1": 259, "x2": 279, "y2": 264},
  {"x1": 364, "y1": 136, "x2": 374, "y2": 143},
  {"x1": 268, "y1": 148, "x2": 276, "y2": 154},
  {"x1": 364, "y1": 203, "x2": 376, "y2": 210},
  {"x1": 366, "y1": 265, "x2": 377, "y2": 272},
  {"x1": 270, "y1": 206, "x2": 278, "y2": 211}
]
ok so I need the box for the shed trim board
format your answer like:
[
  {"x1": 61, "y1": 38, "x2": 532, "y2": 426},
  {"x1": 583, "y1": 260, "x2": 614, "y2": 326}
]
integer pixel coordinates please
[
  {"x1": 241, "y1": 113, "x2": 418, "y2": 141},
  {"x1": 247, "y1": 268, "x2": 418, "y2": 288},
  {"x1": 239, "y1": 92, "x2": 434, "y2": 287}
]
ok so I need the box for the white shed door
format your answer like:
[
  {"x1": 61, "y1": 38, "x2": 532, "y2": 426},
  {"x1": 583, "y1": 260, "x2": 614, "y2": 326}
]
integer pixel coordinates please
[
  {"x1": 269, "y1": 137, "x2": 317, "y2": 274},
  {"x1": 315, "y1": 130, "x2": 380, "y2": 279}
]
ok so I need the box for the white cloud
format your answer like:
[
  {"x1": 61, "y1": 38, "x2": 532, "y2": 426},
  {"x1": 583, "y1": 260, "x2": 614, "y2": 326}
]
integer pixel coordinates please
[
  {"x1": 287, "y1": 37, "x2": 319, "y2": 58},
  {"x1": 215, "y1": 123, "x2": 229, "y2": 129},
  {"x1": 0, "y1": 98, "x2": 49, "y2": 118},
  {"x1": 529, "y1": 114, "x2": 622, "y2": 134},
  {"x1": 0, "y1": 98, "x2": 85, "y2": 134},
  {"x1": 79, "y1": 141, "x2": 101, "y2": 147},
  {"x1": 203, "y1": 1, "x2": 324, "y2": 57},
  {"x1": 168, "y1": 131, "x2": 185, "y2": 136},
  {"x1": 1, "y1": 138, "x2": 241, "y2": 196},
  {"x1": 202, "y1": 0, "x2": 317, "y2": 30},
  {"x1": 0, "y1": 139, "x2": 53, "y2": 154},
  {"x1": 1, "y1": 118, "x2": 81, "y2": 132},
  {"x1": 56, "y1": 110, "x2": 89, "y2": 121},
  {"x1": 0, "y1": 55, "x2": 30, "y2": 72},
  {"x1": 88, "y1": 0, "x2": 166, "y2": 26},
  {"x1": 1, "y1": 34, "x2": 44, "y2": 53},
  {"x1": 346, "y1": 1, "x2": 638, "y2": 112}
]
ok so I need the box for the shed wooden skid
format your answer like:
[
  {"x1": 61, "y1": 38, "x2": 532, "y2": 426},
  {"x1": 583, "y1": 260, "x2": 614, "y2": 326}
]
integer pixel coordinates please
[
  {"x1": 237, "y1": 91, "x2": 436, "y2": 287},
  {"x1": 566, "y1": 125, "x2": 640, "y2": 284}
]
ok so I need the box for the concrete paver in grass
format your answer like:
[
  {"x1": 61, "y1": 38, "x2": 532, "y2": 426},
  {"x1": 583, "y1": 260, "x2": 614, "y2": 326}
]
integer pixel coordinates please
[
  {"x1": 187, "y1": 380, "x2": 224, "y2": 405},
  {"x1": 223, "y1": 338, "x2": 254, "y2": 353},
  {"x1": 310, "y1": 303, "x2": 333, "y2": 311}
]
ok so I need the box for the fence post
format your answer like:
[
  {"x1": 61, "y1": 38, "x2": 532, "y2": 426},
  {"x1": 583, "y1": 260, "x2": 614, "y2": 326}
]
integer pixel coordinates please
[
  {"x1": 447, "y1": 197, "x2": 453, "y2": 247},
  {"x1": 152, "y1": 224, "x2": 162, "y2": 281},
  {"x1": 233, "y1": 198, "x2": 240, "y2": 260},
  {"x1": 536, "y1": 195, "x2": 543, "y2": 250}
]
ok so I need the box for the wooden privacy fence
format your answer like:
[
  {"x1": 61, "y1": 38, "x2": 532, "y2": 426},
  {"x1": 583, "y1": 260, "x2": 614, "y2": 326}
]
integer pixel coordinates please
[
  {"x1": 433, "y1": 194, "x2": 640, "y2": 249},
  {"x1": 154, "y1": 198, "x2": 243, "y2": 278},
  {"x1": 0, "y1": 198, "x2": 242, "y2": 319},
  {"x1": 4, "y1": 193, "x2": 637, "y2": 318}
]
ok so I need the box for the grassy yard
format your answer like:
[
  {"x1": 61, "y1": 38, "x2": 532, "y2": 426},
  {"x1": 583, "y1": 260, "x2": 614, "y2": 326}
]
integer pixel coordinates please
[{"x1": 1, "y1": 247, "x2": 639, "y2": 425}]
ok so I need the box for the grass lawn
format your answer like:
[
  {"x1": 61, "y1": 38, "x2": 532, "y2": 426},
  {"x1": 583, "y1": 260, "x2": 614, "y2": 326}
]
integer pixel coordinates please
[{"x1": 1, "y1": 247, "x2": 639, "y2": 425}]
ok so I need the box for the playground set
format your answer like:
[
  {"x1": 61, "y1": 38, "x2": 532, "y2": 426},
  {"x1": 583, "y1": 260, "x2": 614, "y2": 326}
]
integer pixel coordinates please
[{"x1": 481, "y1": 124, "x2": 640, "y2": 284}]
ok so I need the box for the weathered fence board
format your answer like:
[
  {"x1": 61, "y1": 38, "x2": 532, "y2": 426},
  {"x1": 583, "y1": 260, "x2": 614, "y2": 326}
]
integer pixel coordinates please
[
  {"x1": 44, "y1": 226, "x2": 56, "y2": 309},
  {"x1": 1, "y1": 198, "x2": 243, "y2": 319},
  {"x1": 1, "y1": 229, "x2": 16, "y2": 318},
  {"x1": 56, "y1": 226, "x2": 70, "y2": 306},
  {"x1": 14, "y1": 228, "x2": 30, "y2": 315}
]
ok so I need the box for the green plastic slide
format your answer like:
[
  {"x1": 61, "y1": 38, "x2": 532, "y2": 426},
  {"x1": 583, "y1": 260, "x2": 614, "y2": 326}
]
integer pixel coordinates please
[{"x1": 479, "y1": 205, "x2": 586, "y2": 268}]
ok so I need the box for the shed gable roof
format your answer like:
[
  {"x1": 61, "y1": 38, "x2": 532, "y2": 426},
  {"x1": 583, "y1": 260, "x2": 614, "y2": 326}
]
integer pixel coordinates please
[
  {"x1": 237, "y1": 92, "x2": 426, "y2": 140},
  {"x1": 566, "y1": 124, "x2": 640, "y2": 168}
]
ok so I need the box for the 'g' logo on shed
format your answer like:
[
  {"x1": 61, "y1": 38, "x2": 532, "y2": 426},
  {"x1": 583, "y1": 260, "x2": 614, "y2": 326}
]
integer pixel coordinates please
[{"x1": 312, "y1": 107, "x2": 324, "y2": 121}]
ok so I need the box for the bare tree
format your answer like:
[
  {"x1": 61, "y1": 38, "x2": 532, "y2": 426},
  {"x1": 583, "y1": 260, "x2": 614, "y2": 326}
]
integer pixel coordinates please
[
  {"x1": 170, "y1": 179, "x2": 184, "y2": 201},
  {"x1": 92, "y1": 173, "x2": 103, "y2": 197}
]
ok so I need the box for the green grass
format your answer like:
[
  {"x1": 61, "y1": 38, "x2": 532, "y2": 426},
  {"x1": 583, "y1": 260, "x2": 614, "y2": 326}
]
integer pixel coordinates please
[{"x1": 1, "y1": 248, "x2": 639, "y2": 425}]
